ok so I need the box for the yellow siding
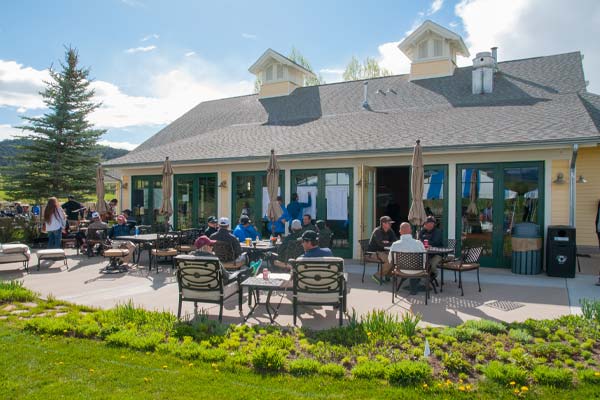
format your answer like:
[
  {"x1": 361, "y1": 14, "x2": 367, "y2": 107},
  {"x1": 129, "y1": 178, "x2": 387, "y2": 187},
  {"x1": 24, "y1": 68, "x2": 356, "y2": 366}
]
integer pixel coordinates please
[
  {"x1": 551, "y1": 159, "x2": 570, "y2": 226},
  {"x1": 410, "y1": 59, "x2": 454, "y2": 80},
  {"x1": 259, "y1": 81, "x2": 298, "y2": 98},
  {"x1": 576, "y1": 146, "x2": 600, "y2": 246}
]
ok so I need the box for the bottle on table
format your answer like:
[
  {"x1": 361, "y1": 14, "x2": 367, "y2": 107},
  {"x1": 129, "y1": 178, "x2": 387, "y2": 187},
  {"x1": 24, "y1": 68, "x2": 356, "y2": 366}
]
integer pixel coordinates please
[{"x1": 135, "y1": 226, "x2": 139, "y2": 236}]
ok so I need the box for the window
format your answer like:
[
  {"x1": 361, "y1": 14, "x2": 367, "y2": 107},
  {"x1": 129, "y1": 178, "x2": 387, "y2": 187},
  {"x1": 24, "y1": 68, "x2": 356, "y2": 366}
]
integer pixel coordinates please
[
  {"x1": 418, "y1": 40, "x2": 428, "y2": 59},
  {"x1": 265, "y1": 65, "x2": 273, "y2": 81},
  {"x1": 276, "y1": 64, "x2": 284, "y2": 80},
  {"x1": 433, "y1": 39, "x2": 443, "y2": 57}
]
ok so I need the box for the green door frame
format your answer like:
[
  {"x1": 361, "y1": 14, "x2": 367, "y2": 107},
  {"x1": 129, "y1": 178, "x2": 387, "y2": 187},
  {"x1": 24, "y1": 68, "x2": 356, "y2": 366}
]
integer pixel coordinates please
[
  {"x1": 131, "y1": 175, "x2": 162, "y2": 225},
  {"x1": 173, "y1": 173, "x2": 218, "y2": 230},
  {"x1": 455, "y1": 161, "x2": 545, "y2": 267},
  {"x1": 408, "y1": 164, "x2": 449, "y2": 244},
  {"x1": 291, "y1": 168, "x2": 354, "y2": 258}
]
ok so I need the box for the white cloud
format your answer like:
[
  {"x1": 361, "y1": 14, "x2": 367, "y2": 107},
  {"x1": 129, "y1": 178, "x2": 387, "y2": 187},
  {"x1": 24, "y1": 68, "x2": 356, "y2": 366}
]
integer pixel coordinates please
[
  {"x1": 98, "y1": 139, "x2": 138, "y2": 151},
  {"x1": 141, "y1": 33, "x2": 159, "y2": 42},
  {"x1": 184, "y1": 51, "x2": 196, "y2": 57},
  {"x1": 377, "y1": 40, "x2": 412, "y2": 76},
  {"x1": 455, "y1": 0, "x2": 600, "y2": 93},
  {"x1": 319, "y1": 67, "x2": 344, "y2": 82},
  {"x1": 0, "y1": 60, "x2": 49, "y2": 110},
  {"x1": 0, "y1": 124, "x2": 27, "y2": 140},
  {"x1": 241, "y1": 33, "x2": 257, "y2": 40},
  {"x1": 428, "y1": 0, "x2": 444, "y2": 15},
  {"x1": 125, "y1": 45, "x2": 156, "y2": 54}
]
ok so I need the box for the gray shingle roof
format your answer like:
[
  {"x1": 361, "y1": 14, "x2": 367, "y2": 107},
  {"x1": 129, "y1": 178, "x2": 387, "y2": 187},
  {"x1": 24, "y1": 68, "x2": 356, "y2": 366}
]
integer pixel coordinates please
[{"x1": 105, "y1": 52, "x2": 600, "y2": 167}]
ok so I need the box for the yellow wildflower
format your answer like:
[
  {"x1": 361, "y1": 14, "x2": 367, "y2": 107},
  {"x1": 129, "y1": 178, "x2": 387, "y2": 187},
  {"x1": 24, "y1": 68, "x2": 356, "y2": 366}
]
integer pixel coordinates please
[
  {"x1": 162, "y1": 365, "x2": 168, "y2": 369},
  {"x1": 595, "y1": 372, "x2": 600, "y2": 377},
  {"x1": 458, "y1": 386, "x2": 465, "y2": 391},
  {"x1": 188, "y1": 363, "x2": 194, "y2": 367},
  {"x1": 513, "y1": 389, "x2": 520, "y2": 394},
  {"x1": 120, "y1": 355, "x2": 126, "y2": 359},
  {"x1": 58, "y1": 361, "x2": 64, "y2": 365},
  {"x1": 422, "y1": 383, "x2": 428, "y2": 389},
  {"x1": 509, "y1": 381, "x2": 516, "y2": 386},
  {"x1": 143, "y1": 377, "x2": 151, "y2": 383},
  {"x1": 89, "y1": 369, "x2": 94, "y2": 373},
  {"x1": 521, "y1": 386, "x2": 528, "y2": 392},
  {"x1": 211, "y1": 363, "x2": 218, "y2": 368}
]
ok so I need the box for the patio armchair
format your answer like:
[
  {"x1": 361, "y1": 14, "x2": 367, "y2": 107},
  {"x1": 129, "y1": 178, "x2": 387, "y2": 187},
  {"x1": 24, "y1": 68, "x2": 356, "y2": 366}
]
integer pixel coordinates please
[
  {"x1": 390, "y1": 252, "x2": 430, "y2": 305},
  {"x1": 289, "y1": 257, "x2": 347, "y2": 326},
  {"x1": 176, "y1": 228, "x2": 201, "y2": 254},
  {"x1": 150, "y1": 232, "x2": 178, "y2": 273},
  {"x1": 358, "y1": 239, "x2": 382, "y2": 284},
  {"x1": 175, "y1": 254, "x2": 243, "y2": 322},
  {"x1": 84, "y1": 228, "x2": 110, "y2": 257},
  {"x1": 439, "y1": 246, "x2": 483, "y2": 296},
  {"x1": 213, "y1": 241, "x2": 245, "y2": 270}
]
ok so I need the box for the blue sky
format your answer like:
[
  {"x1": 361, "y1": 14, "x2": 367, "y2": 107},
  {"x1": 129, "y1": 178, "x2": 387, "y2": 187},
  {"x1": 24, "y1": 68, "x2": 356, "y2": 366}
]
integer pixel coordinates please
[{"x1": 1, "y1": 0, "x2": 599, "y2": 150}]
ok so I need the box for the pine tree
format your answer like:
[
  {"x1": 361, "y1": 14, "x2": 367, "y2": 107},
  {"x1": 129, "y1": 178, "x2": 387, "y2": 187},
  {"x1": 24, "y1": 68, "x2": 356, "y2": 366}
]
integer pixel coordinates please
[{"x1": 2, "y1": 47, "x2": 105, "y2": 202}]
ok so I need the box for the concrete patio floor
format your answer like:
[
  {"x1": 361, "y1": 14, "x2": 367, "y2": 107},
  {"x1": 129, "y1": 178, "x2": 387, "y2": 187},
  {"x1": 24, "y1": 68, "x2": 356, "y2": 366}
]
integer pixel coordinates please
[{"x1": 1, "y1": 248, "x2": 599, "y2": 330}]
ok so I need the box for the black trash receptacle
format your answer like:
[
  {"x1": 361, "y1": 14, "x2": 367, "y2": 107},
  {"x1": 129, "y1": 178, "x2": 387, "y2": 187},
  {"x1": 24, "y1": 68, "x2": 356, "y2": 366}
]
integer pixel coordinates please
[
  {"x1": 546, "y1": 225, "x2": 576, "y2": 278},
  {"x1": 511, "y1": 223, "x2": 542, "y2": 275}
]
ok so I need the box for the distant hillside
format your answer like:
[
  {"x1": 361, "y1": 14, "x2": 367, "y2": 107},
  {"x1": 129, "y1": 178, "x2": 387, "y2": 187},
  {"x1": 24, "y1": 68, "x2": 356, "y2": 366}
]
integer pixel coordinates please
[{"x1": 0, "y1": 139, "x2": 129, "y2": 167}]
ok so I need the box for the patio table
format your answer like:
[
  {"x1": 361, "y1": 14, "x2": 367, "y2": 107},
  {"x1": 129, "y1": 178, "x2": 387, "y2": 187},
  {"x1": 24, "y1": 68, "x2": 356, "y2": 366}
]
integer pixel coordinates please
[
  {"x1": 241, "y1": 273, "x2": 291, "y2": 322},
  {"x1": 241, "y1": 240, "x2": 277, "y2": 265},
  {"x1": 114, "y1": 234, "x2": 159, "y2": 265}
]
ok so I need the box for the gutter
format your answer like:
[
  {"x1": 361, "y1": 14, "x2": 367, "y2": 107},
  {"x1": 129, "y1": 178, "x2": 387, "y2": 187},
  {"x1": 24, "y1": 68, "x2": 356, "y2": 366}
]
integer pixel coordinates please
[
  {"x1": 101, "y1": 136, "x2": 600, "y2": 169},
  {"x1": 569, "y1": 144, "x2": 579, "y2": 227}
]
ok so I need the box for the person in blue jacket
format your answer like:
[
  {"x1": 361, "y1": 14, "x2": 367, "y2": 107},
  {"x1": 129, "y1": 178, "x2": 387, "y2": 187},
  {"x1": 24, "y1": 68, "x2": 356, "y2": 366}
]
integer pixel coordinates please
[
  {"x1": 233, "y1": 215, "x2": 261, "y2": 242},
  {"x1": 265, "y1": 196, "x2": 289, "y2": 237},
  {"x1": 287, "y1": 192, "x2": 311, "y2": 222}
]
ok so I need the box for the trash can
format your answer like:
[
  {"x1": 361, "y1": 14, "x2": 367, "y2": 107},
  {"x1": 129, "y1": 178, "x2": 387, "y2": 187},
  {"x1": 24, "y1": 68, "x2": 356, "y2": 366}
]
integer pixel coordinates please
[
  {"x1": 546, "y1": 225, "x2": 576, "y2": 278},
  {"x1": 511, "y1": 223, "x2": 542, "y2": 274}
]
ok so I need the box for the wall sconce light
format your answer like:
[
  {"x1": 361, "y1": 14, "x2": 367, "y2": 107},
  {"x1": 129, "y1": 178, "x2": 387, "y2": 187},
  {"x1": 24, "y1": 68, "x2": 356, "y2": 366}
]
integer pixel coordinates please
[
  {"x1": 355, "y1": 179, "x2": 363, "y2": 187},
  {"x1": 218, "y1": 180, "x2": 227, "y2": 189},
  {"x1": 122, "y1": 182, "x2": 128, "y2": 189},
  {"x1": 553, "y1": 172, "x2": 565, "y2": 184},
  {"x1": 576, "y1": 175, "x2": 588, "y2": 184}
]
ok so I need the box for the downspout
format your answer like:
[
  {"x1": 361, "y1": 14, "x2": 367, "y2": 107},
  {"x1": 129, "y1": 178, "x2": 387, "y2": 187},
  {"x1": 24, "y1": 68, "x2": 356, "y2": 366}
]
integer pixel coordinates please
[
  {"x1": 104, "y1": 171, "x2": 124, "y2": 212},
  {"x1": 569, "y1": 144, "x2": 579, "y2": 226}
]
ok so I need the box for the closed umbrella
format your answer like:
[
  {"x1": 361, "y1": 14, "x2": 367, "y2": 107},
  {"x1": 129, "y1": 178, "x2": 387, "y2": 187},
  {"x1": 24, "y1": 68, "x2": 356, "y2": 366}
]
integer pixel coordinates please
[
  {"x1": 408, "y1": 140, "x2": 426, "y2": 228},
  {"x1": 266, "y1": 149, "x2": 282, "y2": 232},
  {"x1": 96, "y1": 164, "x2": 107, "y2": 215},
  {"x1": 159, "y1": 157, "x2": 173, "y2": 230},
  {"x1": 466, "y1": 169, "x2": 479, "y2": 215}
]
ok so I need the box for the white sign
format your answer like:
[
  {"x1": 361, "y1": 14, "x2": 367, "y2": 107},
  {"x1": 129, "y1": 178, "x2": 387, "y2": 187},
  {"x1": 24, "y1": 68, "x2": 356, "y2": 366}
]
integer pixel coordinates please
[{"x1": 326, "y1": 185, "x2": 348, "y2": 220}]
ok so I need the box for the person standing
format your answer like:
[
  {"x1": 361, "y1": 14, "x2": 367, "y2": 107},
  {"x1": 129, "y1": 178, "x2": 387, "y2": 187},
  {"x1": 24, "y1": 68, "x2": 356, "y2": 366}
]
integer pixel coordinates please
[
  {"x1": 266, "y1": 196, "x2": 289, "y2": 237},
  {"x1": 368, "y1": 216, "x2": 398, "y2": 284},
  {"x1": 44, "y1": 197, "x2": 66, "y2": 249},
  {"x1": 287, "y1": 192, "x2": 311, "y2": 222},
  {"x1": 62, "y1": 195, "x2": 84, "y2": 225}
]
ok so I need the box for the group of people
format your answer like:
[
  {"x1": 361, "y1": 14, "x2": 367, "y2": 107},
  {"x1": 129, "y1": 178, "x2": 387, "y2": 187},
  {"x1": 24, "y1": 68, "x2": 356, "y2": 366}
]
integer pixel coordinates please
[{"x1": 368, "y1": 214, "x2": 443, "y2": 294}]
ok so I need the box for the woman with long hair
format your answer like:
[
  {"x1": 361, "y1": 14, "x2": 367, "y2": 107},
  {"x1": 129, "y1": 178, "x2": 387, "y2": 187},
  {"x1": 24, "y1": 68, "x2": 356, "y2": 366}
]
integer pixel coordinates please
[{"x1": 44, "y1": 197, "x2": 66, "y2": 249}]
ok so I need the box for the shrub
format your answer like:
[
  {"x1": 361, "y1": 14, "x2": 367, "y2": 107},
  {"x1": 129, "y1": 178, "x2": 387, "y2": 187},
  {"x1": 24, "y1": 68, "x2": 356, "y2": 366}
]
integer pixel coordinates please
[
  {"x1": 509, "y1": 329, "x2": 533, "y2": 344},
  {"x1": 399, "y1": 312, "x2": 421, "y2": 338},
  {"x1": 462, "y1": 319, "x2": 506, "y2": 334},
  {"x1": 532, "y1": 366, "x2": 573, "y2": 388},
  {"x1": 580, "y1": 298, "x2": 600, "y2": 324},
  {"x1": 483, "y1": 361, "x2": 528, "y2": 385},
  {"x1": 443, "y1": 352, "x2": 472, "y2": 374},
  {"x1": 385, "y1": 361, "x2": 432, "y2": 386},
  {"x1": 105, "y1": 330, "x2": 165, "y2": 351},
  {"x1": 361, "y1": 309, "x2": 401, "y2": 337},
  {"x1": 443, "y1": 327, "x2": 480, "y2": 341},
  {"x1": 579, "y1": 370, "x2": 600, "y2": 384},
  {"x1": 351, "y1": 361, "x2": 386, "y2": 380},
  {"x1": 252, "y1": 346, "x2": 285, "y2": 372},
  {"x1": 24, "y1": 316, "x2": 74, "y2": 335},
  {"x1": 0, "y1": 281, "x2": 37, "y2": 303},
  {"x1": 319, "y1": 363, "x2": 346, "y2": 378},
  {"x1": 288, "y1": 358, "x2": 320, "y2": 376}
]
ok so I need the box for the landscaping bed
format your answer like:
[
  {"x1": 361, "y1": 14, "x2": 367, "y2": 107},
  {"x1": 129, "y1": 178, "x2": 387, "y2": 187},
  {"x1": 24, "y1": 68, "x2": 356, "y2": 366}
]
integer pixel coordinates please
[{"x1": 1, "y1": 281, "x2": 600, "y2": 398}]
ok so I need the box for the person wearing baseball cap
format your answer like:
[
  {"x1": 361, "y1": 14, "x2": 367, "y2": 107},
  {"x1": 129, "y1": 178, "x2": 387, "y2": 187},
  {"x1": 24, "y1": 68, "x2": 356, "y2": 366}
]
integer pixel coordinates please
[
  {"x1": 204, "y1": 216, "x2": 219, "y2": 237},
  {"x1": 209, "y1": 216, "x2": 245, "y2": 268},
  {"x1": 270, "y1": 219, "x2": 305, "y2": 271},
  {"x1": 419, "y1": 215, "x2": 444, "y2": 279},
  {"x1": 298, "y1": 230, "x2": 333, "y2": 258},
  {"x1": 233, "y1": 215, "x2": 261, "y2": 243},
  {"x1": 368, "y1": 215, "x2": 398, "y2": 284},
  {"x1": 192, "y1": 235, "x2": 249, "y2": 284}
]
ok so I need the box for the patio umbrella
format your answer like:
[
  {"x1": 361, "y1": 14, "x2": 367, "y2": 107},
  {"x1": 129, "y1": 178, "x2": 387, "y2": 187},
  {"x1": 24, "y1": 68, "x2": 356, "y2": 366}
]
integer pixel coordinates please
[
  {"x1": 266, "y1": 149, "x2": 282, "y2": 232},
  {"x1": 408, "y1": 140, "x2": 426, "y2": 228},
  {"x1": 95, "y1": 164, "x2": 108, "y2": 215},
  {"x1": 159, "y1": 157, "x2": 173, "y2": 230},
  {"x1": 466, "y1": 169, "x2": 479, "y2": 215}
]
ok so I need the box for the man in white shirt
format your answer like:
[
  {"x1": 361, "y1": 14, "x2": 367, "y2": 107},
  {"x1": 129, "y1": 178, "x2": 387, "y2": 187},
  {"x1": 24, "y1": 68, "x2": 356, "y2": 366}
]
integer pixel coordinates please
[{"x1": 388, "y1": 222, "x2": 426, "y2": 295}]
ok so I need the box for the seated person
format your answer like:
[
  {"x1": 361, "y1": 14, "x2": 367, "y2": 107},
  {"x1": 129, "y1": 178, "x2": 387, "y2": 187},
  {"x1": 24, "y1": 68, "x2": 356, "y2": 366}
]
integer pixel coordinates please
[
  {"x1": 418, "y1": 216, "x2": 443, "y2": 278},
  {"x1": 79, "y1": 212, "x2": 109, "y2": 254},
  {"x1": 301, "y1": 214, "x2": 317, "y2": 232},
  {"x1": 192, "y1": 235, "x2": 248, "y2": 283},
  {"x1": 299, "y1": 230, "x2": 333, "y2": 258},
  {"x1": 316, "y1": 220, "x2": 333, "y2": 249},
  {"x1": 122, "y1": 209, "x2": 137, "y2": 230},
  {"x1": 233, "y1": 215, "x2": 261, "y2": 242},
  {"x1": 210, "y1": 217, "x2": 248, "y2": 269},
  {"x1": 388, "y1": 222, "x2": 426, "y2": 295},
  {"x1": 109, "y1": 214, "x2": 132, "y2": 238},
  {"x1": 204, "y1": 216, "x2": 219, "y2": 237},
  {"x1": 270, "y1": 219, "x2": 304, "y2": 271},
  {"x1": 368, "y1": 216, "x2": 398, "y2": 284}
]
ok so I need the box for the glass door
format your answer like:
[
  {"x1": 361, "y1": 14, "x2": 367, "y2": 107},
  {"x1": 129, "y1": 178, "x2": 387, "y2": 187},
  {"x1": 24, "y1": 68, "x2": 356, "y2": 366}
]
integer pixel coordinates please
[
  {"x1": 359, "y1": 165, "x2": 376, "y2": 240},
  {"x1": 291, "y1": 168, "x2": 353, "y2": 258},
  {"x1": 173, "y1": 173, "x2": 217, "y2": 230},
  {"x1": 456, "y1": 162, "x2": 544, "y2": 267},
  {"x1": 131, "y1": 175, "x2": 162, "y2": 226}
]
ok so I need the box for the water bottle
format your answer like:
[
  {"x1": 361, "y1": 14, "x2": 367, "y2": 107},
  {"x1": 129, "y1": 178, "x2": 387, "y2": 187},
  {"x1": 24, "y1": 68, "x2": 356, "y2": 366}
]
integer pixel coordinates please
[{"x1": 135, "y1": 226, "x2": 139, "y2": 236}]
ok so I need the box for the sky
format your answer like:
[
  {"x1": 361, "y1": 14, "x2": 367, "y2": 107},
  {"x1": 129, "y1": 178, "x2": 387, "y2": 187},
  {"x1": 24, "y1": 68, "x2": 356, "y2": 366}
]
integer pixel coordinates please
[{"x1": 1, "y1": 0, "x2": 599, "y2": 150}]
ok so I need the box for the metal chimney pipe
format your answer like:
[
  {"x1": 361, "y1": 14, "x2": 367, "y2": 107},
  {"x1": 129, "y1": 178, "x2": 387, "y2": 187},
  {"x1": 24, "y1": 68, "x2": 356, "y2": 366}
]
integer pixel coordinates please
[
  {"x1": 491, "y1": 47, "x2": 498, "y2": 62},
  {"x1": 362, "y1": 81, "x2": 369, "y2": 108},
  {"x1": 569, "y1": 143, "x2": 579, "y2": 227}
]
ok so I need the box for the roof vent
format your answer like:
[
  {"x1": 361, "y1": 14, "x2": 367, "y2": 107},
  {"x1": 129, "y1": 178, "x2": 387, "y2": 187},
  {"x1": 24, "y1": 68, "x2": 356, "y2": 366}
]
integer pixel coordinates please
[
  {"x1": 362, "y1": 82, "x2": 369, "y2": 108},
  {"x1": 377, "y1": 89, "x2": 386, "y2": 95},
  {"x1": 472, "y1": 51, "x2": 496, "y2": 95},
  {"x1": 387, "y1": 88, "x2": 396, "y2": 94}
]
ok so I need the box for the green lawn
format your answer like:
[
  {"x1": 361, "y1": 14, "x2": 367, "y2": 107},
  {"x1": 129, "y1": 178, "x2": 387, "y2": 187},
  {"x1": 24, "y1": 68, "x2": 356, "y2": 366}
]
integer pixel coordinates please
[{"x1": 0, "y1": 324, "x2": 598, "y2": 400}]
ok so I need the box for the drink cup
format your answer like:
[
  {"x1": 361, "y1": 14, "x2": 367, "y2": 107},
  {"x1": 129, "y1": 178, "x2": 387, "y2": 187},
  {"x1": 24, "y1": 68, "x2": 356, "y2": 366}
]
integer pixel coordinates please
[
  {"x1": 424, "y1": 239, "x2": 429, "y2": 248},
  {"x1": 245, "y1": 238, "x2": 251, "y2": 246}
]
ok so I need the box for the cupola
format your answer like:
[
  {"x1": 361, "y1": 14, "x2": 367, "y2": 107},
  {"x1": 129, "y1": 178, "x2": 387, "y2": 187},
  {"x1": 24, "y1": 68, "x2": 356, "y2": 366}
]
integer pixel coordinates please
[
  {"x1": 398, "y1": 20, "x2": 470, "y2": 81},
  {"x1": 249, "y1": 48, "x2": 316, "y2": 98}
]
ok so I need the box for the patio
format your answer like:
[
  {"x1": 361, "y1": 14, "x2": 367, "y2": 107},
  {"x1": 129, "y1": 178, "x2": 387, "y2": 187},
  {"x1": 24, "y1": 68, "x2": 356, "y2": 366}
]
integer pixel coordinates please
[{"x1": 0, "y1": 248, "x2": 598, "y2": 329}]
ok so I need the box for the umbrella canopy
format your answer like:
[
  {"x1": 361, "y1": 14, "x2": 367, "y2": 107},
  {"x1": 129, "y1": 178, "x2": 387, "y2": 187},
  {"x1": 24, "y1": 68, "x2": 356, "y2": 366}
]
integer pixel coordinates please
[
  {"x1": 408, "y1": 140, "x2": 427, "y2": 226},
  {"x1": 266, "y1": 149, "x2": 282, "y2": 223},
  {"x1": 466, "y1": 169, "x2": 479, "y2": 215},
  {"x1": 95, "y1": 165, "x2": 107, "y2": 214},
  {"x1": 159, "y1": 157, "x2": 173, "y2": 222}
]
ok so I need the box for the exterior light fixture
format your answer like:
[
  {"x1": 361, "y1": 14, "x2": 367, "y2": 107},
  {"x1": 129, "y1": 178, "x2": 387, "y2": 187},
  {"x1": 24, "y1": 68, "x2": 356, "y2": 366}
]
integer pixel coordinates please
[
  {"x1": 576, "y1": 175, "x2": 587, "y2": 184},
  {"x1": 553, "y1": 172, "x2": 565, "y2": 184},
  {"x1": 218, "y1": 180, "x2": 227, "y2": 189}
]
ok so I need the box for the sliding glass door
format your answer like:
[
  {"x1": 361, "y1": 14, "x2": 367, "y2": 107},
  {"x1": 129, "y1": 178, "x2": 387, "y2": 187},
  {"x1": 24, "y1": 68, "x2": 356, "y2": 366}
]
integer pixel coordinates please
[{"x1": 173, "y1": 173, "x2": 218, "y2": 229}]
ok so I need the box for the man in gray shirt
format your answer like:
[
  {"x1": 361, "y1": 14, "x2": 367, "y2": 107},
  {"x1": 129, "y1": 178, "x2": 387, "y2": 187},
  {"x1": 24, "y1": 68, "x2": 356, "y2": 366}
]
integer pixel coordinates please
[{"x1": 388, "y1": 222, "x2": 426, "y2": 295}]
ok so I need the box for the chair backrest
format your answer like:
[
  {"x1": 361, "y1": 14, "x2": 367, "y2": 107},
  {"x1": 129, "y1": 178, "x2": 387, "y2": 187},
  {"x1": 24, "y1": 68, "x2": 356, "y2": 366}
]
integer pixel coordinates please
[
  {"x1": 155, "y1": 232, "x2": 176, "y2": 250},
  {"x1": 318, "y1": 231, "x2": 333, "y2": 249},
  {"x1": 287, "y1": 240, "x2": 305, "y2": 261},
  {"x1": 213, "y1": 240, "x2": 235, "y2": 263},
  {"x1": 391, "y1": 252, "x2": 426, "y2": 272},
  {"x1": 181, "y1": 228, "x2": 201, "y2": 245},
  {"x1": 87, "y1": 227, "x2": 108, "y2": 242},
  {"x1": 447, "y1": 238, "x2": 457, "y2": 250},
  {"x1": 175, "y1": 255, "x2": 223, "y2": 300},
  {"x1": 358, "y1": 239, "x2": 369, "y2": 254},
  {"x1": 290, "y1": 257, "x2": 345, "y2": 298},
  {"x1": 464, "y1": 247, "x2": 483, "y2": 264}
]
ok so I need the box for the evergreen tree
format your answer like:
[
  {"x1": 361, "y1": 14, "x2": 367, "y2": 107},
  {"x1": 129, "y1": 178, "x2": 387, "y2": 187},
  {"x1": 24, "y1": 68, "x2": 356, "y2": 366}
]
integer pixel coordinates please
[{"x1": 2, "y1": 47, "x2": 105, "y2": 202}]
